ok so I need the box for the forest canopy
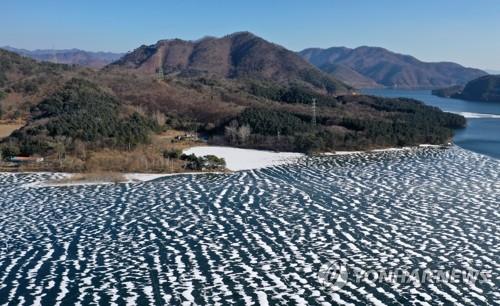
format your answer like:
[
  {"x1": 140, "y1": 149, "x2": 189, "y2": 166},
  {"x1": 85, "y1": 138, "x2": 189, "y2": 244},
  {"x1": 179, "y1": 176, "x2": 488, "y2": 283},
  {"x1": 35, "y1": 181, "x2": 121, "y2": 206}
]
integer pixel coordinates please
[
  {"x1": 2, "y1": 79, "x2": 157, "y2": 156},
  {"x1": 211, "y1": 94, "x2": 466, "y2": 153}
]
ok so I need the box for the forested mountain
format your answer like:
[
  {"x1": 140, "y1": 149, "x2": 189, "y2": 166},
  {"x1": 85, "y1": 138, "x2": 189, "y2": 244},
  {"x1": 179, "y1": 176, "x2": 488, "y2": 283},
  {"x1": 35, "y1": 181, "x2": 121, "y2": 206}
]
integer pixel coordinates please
[
  {"x1": 1, "y1": 46, "x2": 123, "y2": 68},
  {"x1": 299, "y1": 46, "x2": 487, "y2": 89},
  {"x1": 433, "y1": 75, "x2": 500, "y2": 102},
  {"x1": 109, "y1": 32, "x2": 351, "y2": 94}
]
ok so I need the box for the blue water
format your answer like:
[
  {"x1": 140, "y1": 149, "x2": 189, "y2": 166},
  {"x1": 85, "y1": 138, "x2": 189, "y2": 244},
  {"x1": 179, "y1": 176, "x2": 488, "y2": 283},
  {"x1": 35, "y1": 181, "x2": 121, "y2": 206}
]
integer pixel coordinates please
[{"x1": 362, "y1": 89, "x2": 500, "y2": 159}]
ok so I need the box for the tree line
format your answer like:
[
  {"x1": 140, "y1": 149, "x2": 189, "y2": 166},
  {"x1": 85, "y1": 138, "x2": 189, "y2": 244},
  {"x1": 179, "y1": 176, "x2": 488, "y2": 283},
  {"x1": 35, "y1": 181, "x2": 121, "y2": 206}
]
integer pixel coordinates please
[{"x1": 211, "y1": 94, "x2": 465, "y2": 153}]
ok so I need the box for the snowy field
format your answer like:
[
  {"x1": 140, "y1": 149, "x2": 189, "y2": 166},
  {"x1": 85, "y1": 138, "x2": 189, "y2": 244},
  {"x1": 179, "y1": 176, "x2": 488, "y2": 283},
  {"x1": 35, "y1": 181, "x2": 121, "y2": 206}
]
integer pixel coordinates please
[
  {"x1": 183, "y1": 146, "x2": 304, "y2": 171},
  {"x1": 0, "y1": 146, "x2": 498, "y2": 305}
]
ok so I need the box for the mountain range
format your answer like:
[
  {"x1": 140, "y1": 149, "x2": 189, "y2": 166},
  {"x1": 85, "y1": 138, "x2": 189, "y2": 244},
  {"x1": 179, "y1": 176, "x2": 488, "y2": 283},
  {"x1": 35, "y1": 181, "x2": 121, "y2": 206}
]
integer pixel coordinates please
[
  {"x1": 4, "y1": 40, "x2": 488, "y2": 90},
  {"x1": 1, "y1": 46, "x2": 123, "y2": 68},
  {"x1": 299, "y1": 47, "x2": 487, "y2": 89}
]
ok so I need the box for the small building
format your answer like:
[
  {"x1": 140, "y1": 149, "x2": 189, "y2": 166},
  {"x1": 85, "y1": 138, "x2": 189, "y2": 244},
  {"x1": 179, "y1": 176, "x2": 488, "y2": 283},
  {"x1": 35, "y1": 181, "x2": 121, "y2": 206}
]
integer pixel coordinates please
[
  {"x1": 173, "y1": 133, "x2": 199, "y2": 142},
  {"x1": 9, "y1": 156, "x2": 44, "y2": 164}
]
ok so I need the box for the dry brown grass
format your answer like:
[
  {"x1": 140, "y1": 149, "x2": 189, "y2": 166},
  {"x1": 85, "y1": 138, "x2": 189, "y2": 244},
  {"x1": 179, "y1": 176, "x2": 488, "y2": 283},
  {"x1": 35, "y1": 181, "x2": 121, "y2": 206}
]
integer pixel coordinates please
[
  {"x1": 77, "y1": 133, "x2": 207, "y2": 173},
  {"x1": 85, "y1": 148, "x2": 172, "y2": 173},
  {"x1": 80, "y1": 130, "x2": 210, "y2": 173},
  {"x1": 1, "y1": 128, "x2": 208, "y2": 174},
  {"x1": 0, "y1": 122, "x2": 24, "y2": 138},
  {"x1": 157, "y1": 129, "x2": 186, "y2": 139}
]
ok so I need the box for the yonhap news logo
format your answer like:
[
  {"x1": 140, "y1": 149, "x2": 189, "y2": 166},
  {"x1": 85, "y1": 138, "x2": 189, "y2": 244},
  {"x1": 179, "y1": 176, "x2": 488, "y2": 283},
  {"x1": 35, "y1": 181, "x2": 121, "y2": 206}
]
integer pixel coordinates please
[
  {"x1": 318, "y1": 260, "x2": 492, "y2": 292},
  {"x1": 317, "y1": 261, "x2": 348, "y2": 291}
]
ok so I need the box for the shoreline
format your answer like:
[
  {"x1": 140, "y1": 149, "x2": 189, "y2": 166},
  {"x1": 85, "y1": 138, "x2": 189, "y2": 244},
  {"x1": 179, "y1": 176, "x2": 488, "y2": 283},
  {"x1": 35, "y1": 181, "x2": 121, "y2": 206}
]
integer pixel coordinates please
[
  {"x1": 24, "y1": 171, "x2": 227, "y2": 188},
  {"x1": 321, "y1": 144, "x2": 447, "y2": 156},
  {"x1": 11, "y1": 144, "x2": 449, "y2": 187},
  {"x1": 450, "y1": 111, "x2": 500, "y2": 119}
]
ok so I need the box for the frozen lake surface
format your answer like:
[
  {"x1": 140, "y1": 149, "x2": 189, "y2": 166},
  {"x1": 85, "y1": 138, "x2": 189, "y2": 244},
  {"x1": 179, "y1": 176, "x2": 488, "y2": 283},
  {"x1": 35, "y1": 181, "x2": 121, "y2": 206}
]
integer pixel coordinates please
[{"x1": 0, "y1": 147, "x2": 498, "y2": 305}]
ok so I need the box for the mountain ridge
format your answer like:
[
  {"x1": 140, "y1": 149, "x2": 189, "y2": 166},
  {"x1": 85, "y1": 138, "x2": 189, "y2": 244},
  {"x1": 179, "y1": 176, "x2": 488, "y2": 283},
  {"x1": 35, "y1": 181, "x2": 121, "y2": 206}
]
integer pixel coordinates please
[
  {"x1": 109, "y1": 32, "x2": 352, "y2": 94},
  {"x1": 299, "y1": 46, "x2": 487, "y2": 89},
  {"x1": 1, "y1": 46, "x2": 124, "y2": 68}
]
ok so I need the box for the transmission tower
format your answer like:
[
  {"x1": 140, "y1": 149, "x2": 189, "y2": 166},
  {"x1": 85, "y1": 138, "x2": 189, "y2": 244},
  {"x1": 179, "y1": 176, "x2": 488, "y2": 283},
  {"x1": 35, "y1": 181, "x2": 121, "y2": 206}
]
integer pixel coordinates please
[
  {"x1": 157, "y1": 66, "x2": 164, "y2": 80},
  {"x1": 312, "y1": 98, "x2": 317, "y2": 126}
]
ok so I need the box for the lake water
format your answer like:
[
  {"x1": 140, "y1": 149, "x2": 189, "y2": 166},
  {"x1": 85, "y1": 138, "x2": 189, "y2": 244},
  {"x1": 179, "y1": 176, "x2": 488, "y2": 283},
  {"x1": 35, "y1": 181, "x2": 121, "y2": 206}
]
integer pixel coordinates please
[
  {"x1": 363, "y1": 89, "x2": 500, "y2": 159},
  {"x1": 0, "y1": 147, "x2": 498, "y2": 305}
]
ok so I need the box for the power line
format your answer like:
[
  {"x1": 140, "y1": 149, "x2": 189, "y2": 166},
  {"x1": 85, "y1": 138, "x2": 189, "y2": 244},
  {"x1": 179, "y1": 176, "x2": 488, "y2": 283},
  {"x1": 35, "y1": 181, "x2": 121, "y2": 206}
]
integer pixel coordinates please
[
  {"x1": 157, "y1": 52, "x2": 164, "y2": 80},
  {"x1": 312, "y1": 98, "x2": 317, "y2": 127}
]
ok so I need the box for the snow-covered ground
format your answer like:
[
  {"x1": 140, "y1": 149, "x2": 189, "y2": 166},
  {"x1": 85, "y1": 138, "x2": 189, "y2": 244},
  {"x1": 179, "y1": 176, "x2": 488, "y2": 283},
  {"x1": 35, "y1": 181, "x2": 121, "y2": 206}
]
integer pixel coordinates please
[
  {"x1": 183, "y1": 146, "x2": 304, "y2": 171},
  {"x1": 26, "y1": 173, "x2": 174, "y2": 187},
  {"x1": 26, "y1": 171, "x2": 232, "y2": 187}
]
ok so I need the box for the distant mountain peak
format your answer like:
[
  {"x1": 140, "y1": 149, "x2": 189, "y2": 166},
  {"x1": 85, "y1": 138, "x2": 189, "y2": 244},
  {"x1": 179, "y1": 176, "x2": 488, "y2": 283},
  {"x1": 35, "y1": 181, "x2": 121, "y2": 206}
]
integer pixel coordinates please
[
  {"x1": 1, "y1": 46, "x2": 124, "y2": 68},
  {"x1": 226, "y1": 31, "x2": 257, "y2": 38}
]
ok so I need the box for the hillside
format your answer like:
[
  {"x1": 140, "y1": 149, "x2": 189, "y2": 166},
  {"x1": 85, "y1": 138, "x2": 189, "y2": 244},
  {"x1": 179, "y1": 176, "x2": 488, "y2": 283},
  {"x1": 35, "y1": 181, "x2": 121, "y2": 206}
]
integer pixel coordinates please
[
  {"x1": 459, "y1": 75, "x2": 500, "y2": 102},
  {"x1": 109, "y1": 32, "x2": 351, "y2": 94},
  {"x1": 0, "y1": 48, "x2": 71, "y2": 86},
  {"x1": 299, "y1": 46, "x2": 487, "y2": 89},
  {"x1": 433, "y1": 75, "x2": 500, "y2": 102},
  {"x1": 2, "y1": 46, "x2": 123, "y2": 68},
  {"x1": 0, "y1": 49, "x2": 87, "y2": 120},
  {"x1": 6, "y1": 79, "x2": 156, "y2": 154},
  {"x1": 318, "y1": 63, "x2": 381, "y2": 88}
]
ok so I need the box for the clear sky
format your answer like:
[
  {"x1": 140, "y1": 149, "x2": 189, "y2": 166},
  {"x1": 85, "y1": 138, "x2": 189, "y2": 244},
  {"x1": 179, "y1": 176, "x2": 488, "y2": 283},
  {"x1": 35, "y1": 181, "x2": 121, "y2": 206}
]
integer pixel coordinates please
[{"x1": 2, "y1": 0, "x2": 499, "y2": 70}]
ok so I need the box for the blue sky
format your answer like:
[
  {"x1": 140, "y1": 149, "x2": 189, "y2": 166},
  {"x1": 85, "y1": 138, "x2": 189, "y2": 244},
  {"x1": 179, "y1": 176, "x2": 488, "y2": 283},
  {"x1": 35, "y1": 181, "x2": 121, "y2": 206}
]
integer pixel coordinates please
[{"x1": 2, "y1": 0, "x2": 499, "y2": 70}]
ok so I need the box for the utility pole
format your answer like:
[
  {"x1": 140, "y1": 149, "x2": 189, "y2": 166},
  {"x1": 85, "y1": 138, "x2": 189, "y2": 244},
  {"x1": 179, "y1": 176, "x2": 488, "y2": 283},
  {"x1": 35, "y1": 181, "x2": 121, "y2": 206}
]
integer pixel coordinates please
[{"x1": 312, "y1": 98, "x2": 317, "y2": 127}]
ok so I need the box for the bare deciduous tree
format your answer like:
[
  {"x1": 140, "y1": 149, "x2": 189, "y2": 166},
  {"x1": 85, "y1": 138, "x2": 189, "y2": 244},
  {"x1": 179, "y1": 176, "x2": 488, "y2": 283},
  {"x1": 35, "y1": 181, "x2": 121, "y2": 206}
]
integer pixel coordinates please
[
  {"x1": 225, "y1": 120, "x2": 239, "y2": 144},
  {"x1": 73, "y1": 140, "x2": 87, "y2": 160},
  {"x1": 132, "y1": 105, "x2": 147, "y2": 116},
  {"x1": 54, "y1": 142, "x2": 66, "y2": 167},
  {"x1": 237, "y1": 125, "x2": 251, "y2": 144},
  {"x1": 152, "y1": 110, "x2": 167, "y2": 126}
]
